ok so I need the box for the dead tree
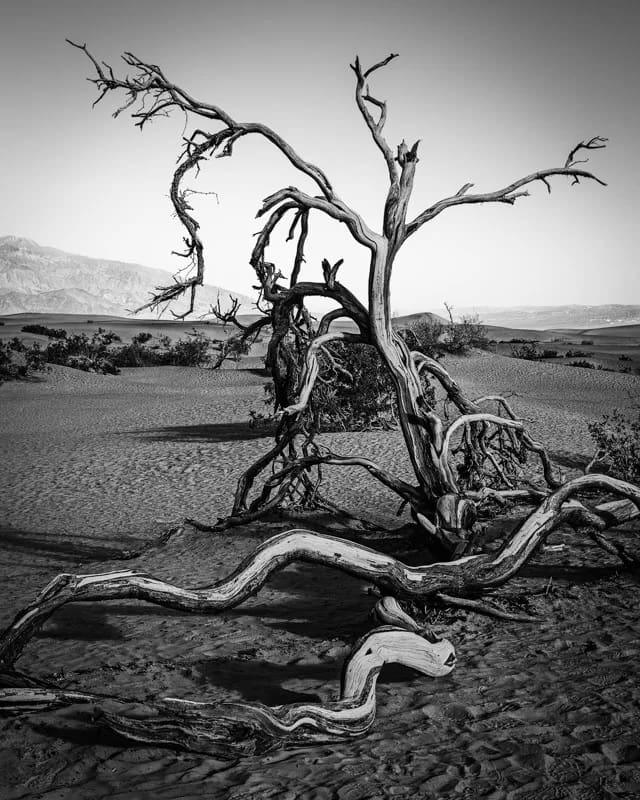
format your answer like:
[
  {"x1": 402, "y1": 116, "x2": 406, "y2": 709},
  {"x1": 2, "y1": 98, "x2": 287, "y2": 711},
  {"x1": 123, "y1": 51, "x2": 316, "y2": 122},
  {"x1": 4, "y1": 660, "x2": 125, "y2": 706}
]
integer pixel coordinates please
[
  {"x1": 58, "y1": 43, "x2": 617, "y2": 549},
  {"x1": 0, "y1": 44, "x2": 638, "y2": 756}
]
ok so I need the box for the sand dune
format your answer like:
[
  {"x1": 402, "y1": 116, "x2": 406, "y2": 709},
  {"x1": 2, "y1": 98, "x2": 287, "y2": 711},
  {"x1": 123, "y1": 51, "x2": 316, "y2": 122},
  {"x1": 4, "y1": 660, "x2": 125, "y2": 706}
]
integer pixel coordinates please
[{"x1": 0, "y1": 354, "x2": 639, "y2": 799}]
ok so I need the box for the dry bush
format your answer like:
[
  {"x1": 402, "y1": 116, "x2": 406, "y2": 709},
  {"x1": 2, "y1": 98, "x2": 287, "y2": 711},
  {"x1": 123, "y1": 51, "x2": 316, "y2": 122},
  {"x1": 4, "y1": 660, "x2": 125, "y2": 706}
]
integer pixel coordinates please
[{"x1": 589, "y1": 410, "x2": 640, "y2": 483}]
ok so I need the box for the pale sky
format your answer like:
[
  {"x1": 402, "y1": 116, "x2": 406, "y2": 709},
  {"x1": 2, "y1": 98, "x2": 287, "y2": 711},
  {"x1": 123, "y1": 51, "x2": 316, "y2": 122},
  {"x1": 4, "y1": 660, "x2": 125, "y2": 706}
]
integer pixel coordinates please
[{"x1": 1, "y1": 0, "x2": 639, "y2": 313}]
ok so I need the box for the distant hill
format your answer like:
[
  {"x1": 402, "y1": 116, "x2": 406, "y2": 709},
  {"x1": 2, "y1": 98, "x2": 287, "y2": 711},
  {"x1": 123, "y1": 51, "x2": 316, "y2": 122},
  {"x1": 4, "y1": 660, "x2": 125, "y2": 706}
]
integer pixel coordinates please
[
  {"x1": 0, "y1": 236, "x2": 254, "y2": 317},
  {"x1": 392, "y1": 311, "x2": 449, "y2": 328},
  {"x1": 448, "y1": 305, "x2": 640, "y2": 330}
]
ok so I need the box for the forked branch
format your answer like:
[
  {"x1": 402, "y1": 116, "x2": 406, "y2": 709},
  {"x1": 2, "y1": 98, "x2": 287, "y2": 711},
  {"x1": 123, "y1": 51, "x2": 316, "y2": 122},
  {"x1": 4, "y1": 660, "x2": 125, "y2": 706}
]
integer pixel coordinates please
[
  {"x1": 406, "y1": 138, "x2": 608, "y2": 237},
  {"x1": 67, "y1": 40, "x2": 335, "y2": 199},
  {"x1": 350, "y1": 54, "x2": 399, "y2": 184}
]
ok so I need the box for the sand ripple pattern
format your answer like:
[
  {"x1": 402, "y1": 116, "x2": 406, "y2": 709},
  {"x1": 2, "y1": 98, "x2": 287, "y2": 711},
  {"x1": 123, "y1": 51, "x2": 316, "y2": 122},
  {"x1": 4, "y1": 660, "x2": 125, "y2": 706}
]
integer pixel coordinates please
[{"x1": 1, "y1": 355, "x2": 639, "y2": 798}]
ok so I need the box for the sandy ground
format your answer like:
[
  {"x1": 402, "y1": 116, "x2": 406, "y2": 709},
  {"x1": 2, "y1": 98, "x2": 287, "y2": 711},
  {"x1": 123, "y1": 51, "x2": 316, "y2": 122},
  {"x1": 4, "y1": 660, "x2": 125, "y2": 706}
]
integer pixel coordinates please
[{"x1": 1, "y1": 354, "x2": 639, "y2": 799}]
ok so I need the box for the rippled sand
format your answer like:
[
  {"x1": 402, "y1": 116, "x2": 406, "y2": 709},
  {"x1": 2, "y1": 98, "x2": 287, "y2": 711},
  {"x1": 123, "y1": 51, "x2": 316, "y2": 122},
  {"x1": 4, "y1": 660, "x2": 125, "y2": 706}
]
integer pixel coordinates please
[{"x1": 1, "y1": 356, "x2": 639, "y2": 799}]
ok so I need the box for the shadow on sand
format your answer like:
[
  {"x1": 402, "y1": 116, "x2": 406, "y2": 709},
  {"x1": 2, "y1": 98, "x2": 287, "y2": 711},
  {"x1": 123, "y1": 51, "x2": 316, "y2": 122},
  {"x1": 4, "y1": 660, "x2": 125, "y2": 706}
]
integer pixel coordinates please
[
  {"x1": 135, "y1": 421, "x2": 275, "y2": 443},
  {"x1": 0, "y1": 526, "x2": 153, "y2": 565}
]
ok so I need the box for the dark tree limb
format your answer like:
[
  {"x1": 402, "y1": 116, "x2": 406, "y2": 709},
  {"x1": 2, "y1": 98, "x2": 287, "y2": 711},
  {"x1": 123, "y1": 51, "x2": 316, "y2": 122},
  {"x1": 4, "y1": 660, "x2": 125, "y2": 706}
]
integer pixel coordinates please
[
  {"x1": 67, "y1": 40, "x2": 336, "y2": 199},
  {"x1": 406, "y1": 138, "x2": 608, "y2": 237},
  {"x1": 350, "y1": 54, "x2": 399, "y2": 186}
]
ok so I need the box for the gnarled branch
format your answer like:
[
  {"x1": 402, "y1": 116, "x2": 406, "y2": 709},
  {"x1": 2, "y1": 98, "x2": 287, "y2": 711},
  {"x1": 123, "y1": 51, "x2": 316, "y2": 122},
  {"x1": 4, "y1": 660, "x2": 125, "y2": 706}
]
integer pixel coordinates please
[
  {"x1": 0, "y1": 627, "x2": 455, "y2": 757},
  {"x1": 406, "y1": 138, "x2": 608, "y2": 237},
  {"x1": 350, "y1": 54, "x2": 399, "y2": 186},
  {"x1": 1, "y1": 474, "x2": 638, "y2": 669}
]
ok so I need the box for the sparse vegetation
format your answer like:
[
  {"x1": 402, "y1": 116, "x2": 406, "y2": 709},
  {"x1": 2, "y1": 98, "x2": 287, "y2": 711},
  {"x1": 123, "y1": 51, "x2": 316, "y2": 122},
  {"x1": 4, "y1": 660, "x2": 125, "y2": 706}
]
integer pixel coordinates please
[
  {"x1": 258, "y1": 341, "x2": 433, "y2": 432},
  {"x1": 45, "y1": 328, "x2": 122, "y2": 374},
  {"x1": 0, "y1": 338, "x2": 47, "y2": 383},
  {"x1": 568, "y1": 360, "x2": 596, "y2": 369},
  {"x1": 510, "y1": 341, "x2": 542, "y2": 360},
  {"x1": 400, "y1": 312, "x2": 488, "y2": 359},
  {"x1": 315, "y1": 342, "x2": 416, "y2": 431},
  {"x1": 163, "y1": 329, "x2": 214, "y2": 367},
  {"x1": 21, "y1": 324, "x2": 67, "y2": 339},
  {"x1": 589, "y1": 410, "x2": 640, "y2": 483}
]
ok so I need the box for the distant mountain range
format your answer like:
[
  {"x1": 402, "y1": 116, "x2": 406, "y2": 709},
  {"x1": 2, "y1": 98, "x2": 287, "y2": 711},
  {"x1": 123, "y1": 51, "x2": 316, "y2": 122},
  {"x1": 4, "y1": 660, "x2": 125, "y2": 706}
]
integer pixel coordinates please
[
  {"x1": 446, "y1": 305, "x2": 640, "y2": 331},
  {"x1": 0, "y1": 236, "x2": 254, "y2": 317},
  {"x1": 1, "y1": 237, "x2": 637, "y2": 330}
]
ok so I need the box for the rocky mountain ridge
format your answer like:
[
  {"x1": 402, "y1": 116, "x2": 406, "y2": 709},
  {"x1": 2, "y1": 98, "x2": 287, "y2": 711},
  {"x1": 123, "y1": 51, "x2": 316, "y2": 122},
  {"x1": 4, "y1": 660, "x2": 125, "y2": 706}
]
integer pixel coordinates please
[{"x1": 0, "y1": 236, "x2": 254, "y2": 317}]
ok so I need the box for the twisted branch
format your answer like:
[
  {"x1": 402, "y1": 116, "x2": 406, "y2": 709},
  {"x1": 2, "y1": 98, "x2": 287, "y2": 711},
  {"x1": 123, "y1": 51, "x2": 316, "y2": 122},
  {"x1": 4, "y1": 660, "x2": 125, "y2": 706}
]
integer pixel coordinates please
[
  {"x1": 0, "y1": 627, "x2": 455, "y2": 757},
  {"x1": 406, "y1": 138, "x2": 608, "y2": 237},
  {"x1": 1, "y1": 475, "x2": 638, "y2": 670}
]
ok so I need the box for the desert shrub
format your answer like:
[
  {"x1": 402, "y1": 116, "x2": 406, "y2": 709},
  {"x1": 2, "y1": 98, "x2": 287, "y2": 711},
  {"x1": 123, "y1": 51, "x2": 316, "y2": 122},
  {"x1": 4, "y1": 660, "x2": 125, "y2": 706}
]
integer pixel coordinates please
[
  {"x1": 317, "y1": 342, "x2": 436, "y2": 431},
  {"x1": 542, "y1": 349, "x2": 559, "y2": 358},
  {"x1": 589, "y1": 410, "x2": 640, "y2": 483},
  {"x1": 400, "y1": 319, "x2": 446, "y2": 359},
  {"x1": 0, "y1": 338, "x2": 47, "y2": 383},
  {"x1": 109, "y1": 332, "x2": 169, "y2": 367},
  {"x1": 165, "y1": 329, "x2": 213, "y2": 366},
  {"x1": 445, "y1": 314, "x2": 489, "y2": 353},
  {"x1": 510, "y1": 341, "x2": 541, "y2": 360},
  {"x1": 259, "y1": 340, "x2": 435, "y2": 432},
  {"x1": 619, "y1": 354, "x2": 632, "y2": 362},
  {"x1": 110, "y1": 330, "x2": 219, "y2": 368},
  {"x1": 45, "y1": 329, "x2": 121, "y2": 374},
  {"x1": 581, "y1": 339, "x2": 594, "y2": 346},
  {"x1": 568, "y1": 360, "x2": 595, "y2": 369},
  {"x1": 312, "y1": 342, "x2": 396, "y2": 430},
  {"x1": 21, "y1": 324, "x2": 67, "y2": 339},
  {"x1": 565, "y1": 350, "x2": 592, "y2": 358},
  {"x1": 225, "y1": 335, "x2": 251, "y2": 362},
  {"x1": 400, "y1": 313, "x2": 488, "y2": 359},
  {"x1": 111, "y1": 341, "x2": 163, "y2": 367}
]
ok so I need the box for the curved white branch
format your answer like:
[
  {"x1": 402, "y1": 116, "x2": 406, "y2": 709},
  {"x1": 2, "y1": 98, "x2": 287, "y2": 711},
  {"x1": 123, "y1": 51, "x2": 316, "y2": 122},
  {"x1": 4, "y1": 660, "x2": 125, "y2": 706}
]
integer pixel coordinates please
[
  {"x1": 439, "y1": 413, "x2": 525, "y2": 488},
  {"x1": 0, "y1": 627, "x2": 455, "y2": 756},
  {"x1": 1, "y1": 474, "x2": 638, "y2": 670},
  {"x1": 282, "y1": 330, "x2": 363, "y2": 416}
]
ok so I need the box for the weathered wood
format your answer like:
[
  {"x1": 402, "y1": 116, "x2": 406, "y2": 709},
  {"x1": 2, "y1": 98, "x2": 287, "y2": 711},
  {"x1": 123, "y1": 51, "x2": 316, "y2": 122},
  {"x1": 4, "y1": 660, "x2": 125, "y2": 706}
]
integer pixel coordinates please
[
  {"x1": 65, "y1": 42, "x2": 618, "y2": 548},
  {"x1": 1, "y1": 475, "x2": 638, "y2": 669},
  {"x1": 0, "y1": 627, "x2": 455, "y2": 757}
]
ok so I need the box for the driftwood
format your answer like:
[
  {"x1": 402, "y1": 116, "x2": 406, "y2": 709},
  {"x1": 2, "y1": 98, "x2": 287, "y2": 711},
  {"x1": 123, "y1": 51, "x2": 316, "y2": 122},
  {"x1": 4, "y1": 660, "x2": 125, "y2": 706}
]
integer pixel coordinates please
[
  {"x1": 0, "y1": 627, "x2": 454, "y2": 758},
  {"x1": 1, "y1": 475, "x2": 638, "y2": 670},
  {"x1": 0, "y1": 476, "x2": 637, "y2": 755}
]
